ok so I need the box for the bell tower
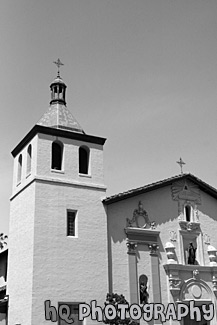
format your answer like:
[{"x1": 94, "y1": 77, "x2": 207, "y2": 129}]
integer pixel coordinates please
[{"x1": 7, "y1": 61, "x2": 108, "y2": 325}]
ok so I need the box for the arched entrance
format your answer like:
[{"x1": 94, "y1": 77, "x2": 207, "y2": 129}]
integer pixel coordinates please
[
  {"x1": 183, "y1": 305, "x2": 211, "y2": 325},
  {"x1": 179, "y1": 276, "x2": 216, "y2": 325}
]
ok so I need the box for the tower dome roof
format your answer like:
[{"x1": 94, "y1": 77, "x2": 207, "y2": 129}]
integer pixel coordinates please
[
  {"x1": 50, "y1": 75, "x2": 66, "y2": 85},
  {"x1": 37, "y1": 102, "x2": 85, "y2": 134},
  {"x1": 37, "y1": 60, "x2": 84, "y2": 134}
]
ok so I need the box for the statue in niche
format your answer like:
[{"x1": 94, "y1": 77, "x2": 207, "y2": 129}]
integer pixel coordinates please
[
  {"x1": 139, "y1": 274, "x2": 149, "y2": 304},
  {"x1": 140, "y1": 282, "x2": 149, "y2": 304},
  {"x1": 188, "y1": 242, "x2": 197, "y2": 265}
]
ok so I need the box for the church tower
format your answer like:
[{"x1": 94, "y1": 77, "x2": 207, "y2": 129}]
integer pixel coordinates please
[{"x1": 7, "y1": 61, "x2": 108, "y2": 325}]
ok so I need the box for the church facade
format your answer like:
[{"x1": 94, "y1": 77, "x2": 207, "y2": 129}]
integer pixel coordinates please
[
  {"x1": 1, "y1": 68, "x2": 217, "y2": 325},
  {"x1": 104, "y1": 174, "x2": 217, "y2": 325}
]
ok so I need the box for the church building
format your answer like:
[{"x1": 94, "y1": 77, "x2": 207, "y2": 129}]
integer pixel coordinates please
[{"x1": 2, "y1": 62, "x2": 217, "y2": 325}]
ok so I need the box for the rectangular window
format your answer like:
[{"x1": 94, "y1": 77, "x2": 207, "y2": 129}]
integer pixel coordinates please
[
  {"x1": 58, "y1": 303, "x2": 82, "y2": 325},
  {"x1": 67, "y1": 211, "x2": 76, "y2": 237}
]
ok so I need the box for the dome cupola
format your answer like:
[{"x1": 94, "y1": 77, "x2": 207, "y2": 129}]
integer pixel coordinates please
[
  {"x1": 37, "y1": 59, "x2": 84, "y2": 133},
  {"x1": 50, "y1": 59, "x2": 67, "y2": 105}
]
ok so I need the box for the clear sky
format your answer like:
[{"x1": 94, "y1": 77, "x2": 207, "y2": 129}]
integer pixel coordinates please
[{"x1": 1, "y1": 0, "x2": 217, "y2": 234}]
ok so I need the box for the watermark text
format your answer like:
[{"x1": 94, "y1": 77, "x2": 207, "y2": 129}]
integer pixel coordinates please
[{"x1": 44, "y1": 300, "x2": 214, "y2": 323}]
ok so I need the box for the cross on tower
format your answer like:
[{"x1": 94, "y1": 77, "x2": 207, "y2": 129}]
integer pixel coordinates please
[
  {"x1": 176, "y1": 157, "x2": 185, "y2": 174},
  {"x1": 53, "y1": 58, "x2": 64, "y2": 77}
]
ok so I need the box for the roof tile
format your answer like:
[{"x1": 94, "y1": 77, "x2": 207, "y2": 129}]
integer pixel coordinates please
[
  {"x1": 37, "y1": 103, "x2": 84, "y2": 133},
  {"x1": 103, "y1": 173, "x2": 217, "y2": 204}
]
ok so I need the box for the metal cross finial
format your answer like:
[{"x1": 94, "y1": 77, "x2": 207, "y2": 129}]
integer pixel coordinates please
[
  {"x1": 176, "y1": 157, "x2": 186, "y2": 174},
  {"x1": 53, "y1": 58, "x2": 64, "y2": 77}
]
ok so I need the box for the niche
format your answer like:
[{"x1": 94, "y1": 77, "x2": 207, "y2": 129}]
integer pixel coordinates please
[{"x1": 139, "y1": 274, "x2": 149, "y2": 304}]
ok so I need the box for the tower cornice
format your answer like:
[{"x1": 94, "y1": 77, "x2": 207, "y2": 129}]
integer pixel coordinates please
[{"x1": 11, "y1": 125, "x2": 106, "y2": 157}]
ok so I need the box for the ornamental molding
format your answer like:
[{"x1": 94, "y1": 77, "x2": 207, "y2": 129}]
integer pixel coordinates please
[
  {"x1": 178, "y1": 201, "x2": 199, "y2": 222},
  {"x1": 207, "y1": 245, "x2": 217, "y2": 266},
  {"x1": 179, "y1": 221, "x2": 200, "y2": 232},
  {"x1": 126, "y1": 241, "x2": 137, "y2": 254},
  {"x1": 165, "y1": 242, "x2": 177, "y2": 264},
  {"x1": 203, "y1": 233, "x2": 211, "y2": 245},
  {"x1": 169, "y1": 278, "x2": 182, "y2": 302},
  {"x1": 125, "y1": 227, "x2": 160, "y2": 246},
  {"x1": 148, "y1": 243, "x2": 159, "y2": 255},
  {"x1": 169, "y1": 277, "x2": 182, "y2": 290},
  {"x1": 171, "y1": 179, "x2": 201, "y2": 204},
  {"x1": 169, "y1": 230, "x2": 177, "y2": 242},
  {"x1": 164, "y1": 264, "x2": 217, "y2": 301},
  {"x1": 181, "y1": 276, "x2": 213, "y2": 301},
  {"x1": 166, "y1": 268, "x2": 182, "y2": 302},
  {"x1": 126, "y1": 201, "x2": 156, "y2": 229},
  {"x1": 192, "y1": 269, "x2": 200, "y2": 280},
  {"x1": 212, "y1": 275, "x2": 217, "y2": 294},
  {"x1": 164, "y1": 264, "x2": 217, "y2": 273}
]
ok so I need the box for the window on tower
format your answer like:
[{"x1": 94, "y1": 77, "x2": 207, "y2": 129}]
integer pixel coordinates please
[
  {"x1": 67, "y1": 210, "x2": 77, "y2": 237},
  {"x1": 51, "y1": 141, "x2": 63, "y2": 170},
  {"x1": 17, "y1": 154, "x2": 22, "y2": 184},
  {"x1": 79, "y1": 146, "x2": 89, "y2": 175},
  {"x1": 26, "y1": 144, "x2": 32, "y2": 175}
]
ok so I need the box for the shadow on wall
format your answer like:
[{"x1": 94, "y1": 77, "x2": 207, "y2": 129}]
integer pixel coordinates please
[{"x1": 106, "y1": 185, "x2": 178, "y2": 245}]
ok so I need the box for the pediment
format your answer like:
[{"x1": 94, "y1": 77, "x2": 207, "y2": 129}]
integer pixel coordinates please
[{"x1": 171, "y1": 179, "x2": 201, "y2": 204}]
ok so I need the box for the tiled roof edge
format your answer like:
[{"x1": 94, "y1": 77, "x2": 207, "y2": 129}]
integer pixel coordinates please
[{"x1": 103, "y1": 173, "x2": 217, "y2": 205}]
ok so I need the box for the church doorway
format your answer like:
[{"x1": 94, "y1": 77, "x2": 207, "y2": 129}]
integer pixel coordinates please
[
  {"x1": 183, "y1": 318, "x2": 209, "y2": 325},
  {"x1": 183, "y1": 305, "x2": 210, "y2": 325}
]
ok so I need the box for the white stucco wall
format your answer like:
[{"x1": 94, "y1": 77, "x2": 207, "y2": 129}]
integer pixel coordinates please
[
  {"x1": 37, "y1": 133, "x2": 105, "y2": 187},
  {"x1": 12, "y1": 135, "x2": 38, "y2": 193},
  {"x1": 7, "y1": 183, "x2": 35, "y2": 325},
  {"x1": 8, "y1": 131, "x2": 108, "y2": 325},
  {"x1": 31, "y1": 181, "x2": 108, "y2": 325}
]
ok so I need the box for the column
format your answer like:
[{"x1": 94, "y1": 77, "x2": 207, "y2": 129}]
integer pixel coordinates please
[
  {"x1": 127, "y1": 241, "x2": 138, "y2": 304},
  {"x1": 149, "y1": 243, "x2": 162, "y2": 325}
]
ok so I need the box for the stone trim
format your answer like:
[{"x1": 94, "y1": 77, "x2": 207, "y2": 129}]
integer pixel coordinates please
[
  {"x1": 164, "y1": 264, "x2": 217, "y2": 273},
  {"x1": 125, "y1": 227, "x2": 160, "y2": 245},
  {"x1": 10, "y1": 176, "x2": 106, "y2": 201}
]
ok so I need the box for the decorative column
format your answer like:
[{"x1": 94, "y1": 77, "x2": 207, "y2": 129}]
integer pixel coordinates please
[
  {"x1": 207, "y1": 245, "x2": 217, "y2": 266},
  {"x1": 212, "y1": 275, "x2": 217, "y2": 295},
  {"x1": 127, "y1": 241, "x2": 138, "y2": 304},
  {"x1": 164, "y1": 242, "x2": 177, "y2": 264},
  {"x1": 149, "y1": 244, "x2": 162, "y2": 325}
]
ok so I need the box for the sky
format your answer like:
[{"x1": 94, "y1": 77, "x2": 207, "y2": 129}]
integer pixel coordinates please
[{"x1": 1, "y1": 0, "x2": 217, "y2": 234}]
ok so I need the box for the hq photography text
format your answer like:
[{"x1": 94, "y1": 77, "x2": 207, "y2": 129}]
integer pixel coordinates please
[{"x1": 44, "y1": 300, "x2": 214, "y2": 323}]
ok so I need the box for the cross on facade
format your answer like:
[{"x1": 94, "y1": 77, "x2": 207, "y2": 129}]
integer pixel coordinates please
[
  {"x1": 53, "y1": 58, "x2": 64, "y2": 76},
  {"x1": 176, "y1": 157, "x2": 185, "y2": 174}
]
